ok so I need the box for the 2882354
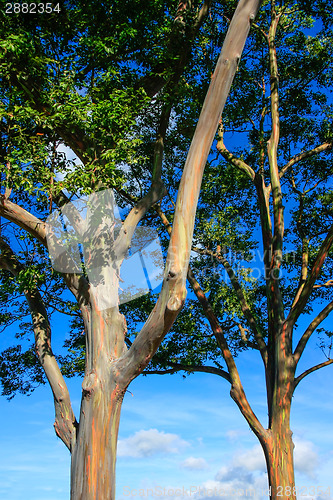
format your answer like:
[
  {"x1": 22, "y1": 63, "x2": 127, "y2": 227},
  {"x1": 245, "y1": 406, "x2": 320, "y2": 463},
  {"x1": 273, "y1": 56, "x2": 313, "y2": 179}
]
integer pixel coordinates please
[{"x1": 5, "y1": 3, "x2": 61, "y2": 14}]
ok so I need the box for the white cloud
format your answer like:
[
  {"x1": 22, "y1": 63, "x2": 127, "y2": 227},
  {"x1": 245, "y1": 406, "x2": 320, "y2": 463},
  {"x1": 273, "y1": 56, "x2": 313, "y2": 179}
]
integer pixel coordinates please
[
  {"x1": 210, "y1": 464, "x2": 267, "y2": 500},
  {"x1": 117, "y1": 436, "x2": 325, "y2": 500},
  {"x1": 231, "y1": 444, "x2": 266, "y2": 472},
  {"x1": 117, "y1": 429, "x2": 189, "y2": 458},
  {"x1": 294, "y1": 437, "x2": 318, "y2": 479},
  {"x1": 56, "y1": 143, "x2": 80, "y2": 163},
  {"x1": 192, "y1": 437, "x2": 319, "y2": 500},
  {"x1": 225, "y1": 429, "x2": 244, "y2": 441},
  {"x1": 181, "y1": 457, "x2": 209, "y2": 470},
  {"x1": 192, "y1": 467, "x2": 269, "y2": 500},
  {"x1": 54, "y1": 143, "x2": 80, "y2": 185}
]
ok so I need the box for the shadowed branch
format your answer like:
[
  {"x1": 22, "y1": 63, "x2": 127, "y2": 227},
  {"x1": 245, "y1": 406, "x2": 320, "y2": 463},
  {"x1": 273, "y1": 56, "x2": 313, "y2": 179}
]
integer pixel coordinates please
[
  {"x1": 294, "y1": 359, "x2": 333, "y2": 389},
  {"x1": 0, "y1": 237, "x2": 77, "y2": 450}
]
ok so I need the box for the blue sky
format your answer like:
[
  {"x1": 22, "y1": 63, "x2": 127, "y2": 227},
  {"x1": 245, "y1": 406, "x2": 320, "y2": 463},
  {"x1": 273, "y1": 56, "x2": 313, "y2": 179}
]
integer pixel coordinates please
[
  {"x1": 1, "y1": 147, "x2": 333, "y2": 499},
  {"x1": 1, "y1": 329, "x2": 333, "y2": 500},
  {"x1": 1, "y1": 136, "x2": 333, "y2": 498}
]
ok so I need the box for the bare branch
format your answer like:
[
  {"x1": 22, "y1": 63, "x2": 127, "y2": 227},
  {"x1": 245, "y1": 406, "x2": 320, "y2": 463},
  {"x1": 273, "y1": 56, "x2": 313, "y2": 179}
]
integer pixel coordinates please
[
  {"x1": 116, "y1": 0, "x2": 264, "y2": 386},
  {"x1": 194, "y1": 0, "x2": 213, "y2": 29},
  {"x1": 238, "y1": 323, "x2": 260, "y2": 350},
  {"x1": 290, "y1": 191, "x2": 309, "y2": 309},
  {"x1": 156, "y1": 204, "x2": 266, "y2": 361},
  {"x1": 115, "y1": 106, "x2": 170, "y2": 256},
  {"x1": 186, "y1": 267, "x2": 240, "y2": 366},
  {"x1": 217, "y1": 123, "x2": 256, "y2": 181},
  {"x1": 279, "y1": 142, "x2": 332, "y2": 180},
  {"x1": 313, "y1": 279, "x2": 333, "y2": 289},
  {"x1": 191, "y1": 244, "x2": 268, "y2": 363},
  {"x1": 155, "y1": 206, "x2": 245, "y2": 368},
  {"x1": 0, "y1": 188, "x2": 89, "y2": 303},
  {"x1": 145, "y1": 362, "x2": 232, "y2": 383},
  {"x1": 266, "y1": 11, "x2": 285, "y2": 331},
  {"x1": 0, "y1": 198, "x2": 47, "y2": 246},
  {"x1": 287, "y1": 224, "x2": 333, "y2": 329},
  {"x1": 259, "y1": 104, "x2": 268, "y2": 174},
  {"x1": 176, "y1": 255, "x2": 266, "y2": 437},
  {"x1": 3, "y1": 161, "x2": 12, "y2": 199},
  {"x1": 291, "y1": 237, "x2": 309, "y2": 309},
  {"x1": 136, "y1": 0, "x2": 213, "y2": 97},
  {"x1": 0, "y1": 237, "x2": 77, "y2": 450},
  {"x1": 251, "y1": 22, "x2": 268, "y2": 38},
  {"x1": 294, "y1": 300, "x2": 333, "y2": 363},
  {"x1": 294, "y1": 359, "x2": 333, "y2": 389},
  {"x1": 254, "y1": 174, "x2": 273, "y2": 273},
  {"x1": 184, "y1": 268, "x2": 266, "y2": 438}
]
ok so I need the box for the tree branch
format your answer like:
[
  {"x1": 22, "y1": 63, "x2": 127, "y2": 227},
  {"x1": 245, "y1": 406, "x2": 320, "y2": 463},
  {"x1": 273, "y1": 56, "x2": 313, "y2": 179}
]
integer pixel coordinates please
[
  {"x1": 155, "y1": 201, "x2": 267, "y2": 365},
  {"x1": 290, "y1": 190, "x2": 309, "y2": 309},
  {"x1": 145, "y1": 362, "x2": 232, "y2": 383},
  {"x1": 291, "y1": 237, "x2": 309, "y2": 309},
  {"x1": 193, "y1": 0, "x2": 213, "y2": 30},
  {"x1": 313, "y1": 279, "x2": 333, "y2": 289},
  {"x1": 115, "y1": 0, "x2": 264, "y2": 390},
  {"x1": 136, "y1": 0, "x2": 213, "y2": 97},
  {"x1": 0, "y1": 195, "x2": 88, "y2": 303},
  {"x1": 279, "y1": 142, "x2": 332, "y2": 180},
  {"x1": 294, "y1": 300, "x2": 333, "y2": 363},
  {"x1": 294, "y1": 359, "x2": 333, "y2": 389},
  {"x1": 0, "y1": 237, "x2": 77, "y2": 451},
  {"x1": 156, "y1": 203, "x2": 264, "y2": 366},
  {"x1": 190, "y1": 244, "x2": 268, "y2": 363},
  {"x1": 0, "y1": 197, "x2": 47, "y2": 245},
  {"x1": 238, "y1": 323, "x2": 260, "y2": 350},
  {"x1": 115, "y1": 106, "x2": 170, "y2": 257},
  {"x1": 216, "y1": 123, "x2": 256, "y2": 181},
  {"x1": 266, "y1": 11, "x2": 285, "y2": 330},
  {"x1": 150, "y1": 205, "x2": 267, "y2": 438},
  {"x1": 254, "y1": 174, "x2": 273, "y2": 275},
  {"x1": 183, "y1": 267, "x2": 266, "y2": 438},
  {"x1": 286, "y1": 223, "x2": 333, "y2": 328}
]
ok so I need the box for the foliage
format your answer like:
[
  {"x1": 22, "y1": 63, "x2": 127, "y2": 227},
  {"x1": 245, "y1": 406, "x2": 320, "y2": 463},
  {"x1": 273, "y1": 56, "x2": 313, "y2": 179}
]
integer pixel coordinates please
[
  {"x1": 0, "y1": 0, "x2": 333, "y2": 494},
  {"x1": 0, "y1": 0, "x2": 332, "y2": 394},
  {"x1": 0, "y1": 0, "x2": 231, "y2": 392}
]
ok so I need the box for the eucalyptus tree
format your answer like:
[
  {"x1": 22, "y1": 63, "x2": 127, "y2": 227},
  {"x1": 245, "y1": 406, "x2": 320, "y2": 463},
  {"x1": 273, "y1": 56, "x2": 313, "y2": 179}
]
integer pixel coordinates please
[
  {"x1": 0, "y1": 0, "x2": 261, "y2": 498},
  {"x1": 140, "y1": 0, "x2": 333, "y2": 496}
]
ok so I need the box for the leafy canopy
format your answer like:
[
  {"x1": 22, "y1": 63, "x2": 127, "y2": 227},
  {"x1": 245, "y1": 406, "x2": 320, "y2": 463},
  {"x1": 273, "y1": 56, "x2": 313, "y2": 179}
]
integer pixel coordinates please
[{"x1": 0, "y1": 0, "x2": 333, "y2": 399}]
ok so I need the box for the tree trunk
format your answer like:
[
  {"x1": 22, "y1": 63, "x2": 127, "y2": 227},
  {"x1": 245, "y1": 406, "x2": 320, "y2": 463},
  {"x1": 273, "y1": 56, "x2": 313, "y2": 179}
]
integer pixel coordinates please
[
  {"x1": 70, "y1": 286, "x2": 128, "y2": 499},
  {"x1": 70, "y1": 375, "x2": 124, "y2": 499},
  {"x1": 261, "y1": 354, "x2": 296, "y2": 500},
  {"x1": 262, "y1": 413, "x2": 295, "y2": 499}
]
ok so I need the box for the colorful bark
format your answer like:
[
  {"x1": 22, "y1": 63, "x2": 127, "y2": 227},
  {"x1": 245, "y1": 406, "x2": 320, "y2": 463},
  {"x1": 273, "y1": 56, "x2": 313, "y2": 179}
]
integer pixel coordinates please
[
  {"x1": 70, "y1": 376, "x2": 124, "y2": 499},
  {"x1": 70, "y1": 281, "x2": 127, "y2": 499},
  {"x1": 0, "y1": 238, "x2": 77, "y2": 450},
  {"x1": 263, "y1": 429, "x2": 295, "y2": 499},
  {"x1": 263, "y1": 392, "x2": 295, "y2": 499}
]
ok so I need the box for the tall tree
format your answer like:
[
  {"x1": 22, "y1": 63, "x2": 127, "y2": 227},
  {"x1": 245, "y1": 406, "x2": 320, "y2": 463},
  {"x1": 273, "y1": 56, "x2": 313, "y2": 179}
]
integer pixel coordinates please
[
  {"x1": 0, "y1": 0, "x2": 261, "y2": 498},
  {"x1": 140, "y1": 0, "x2": 333, "y2": 496}
]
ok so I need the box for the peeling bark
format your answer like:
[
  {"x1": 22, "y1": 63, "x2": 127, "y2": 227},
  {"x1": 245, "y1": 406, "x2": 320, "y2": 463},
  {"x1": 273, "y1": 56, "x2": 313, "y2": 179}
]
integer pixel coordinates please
[
  {"x1": 262, "y1": 378, "x2": 296, "y2": 499},
  {"x1": 71, "y1": 386, "x2": 123, "y2": 499},
  {"x1": 0, "y1": 237, "x2": 77, "y2": 451},
  {"x1": 71, "y1": 355, "x2": 125, "y2": 498},
  {"x1": 0, "y1": 197, "x2": 47, "y2": 245}
]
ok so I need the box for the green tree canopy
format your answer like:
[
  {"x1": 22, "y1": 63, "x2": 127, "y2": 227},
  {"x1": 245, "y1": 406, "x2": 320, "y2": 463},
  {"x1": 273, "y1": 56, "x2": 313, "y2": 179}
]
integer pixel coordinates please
[{"x1": 1, "y1": 0, "x2": 333, "y2": 497}]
